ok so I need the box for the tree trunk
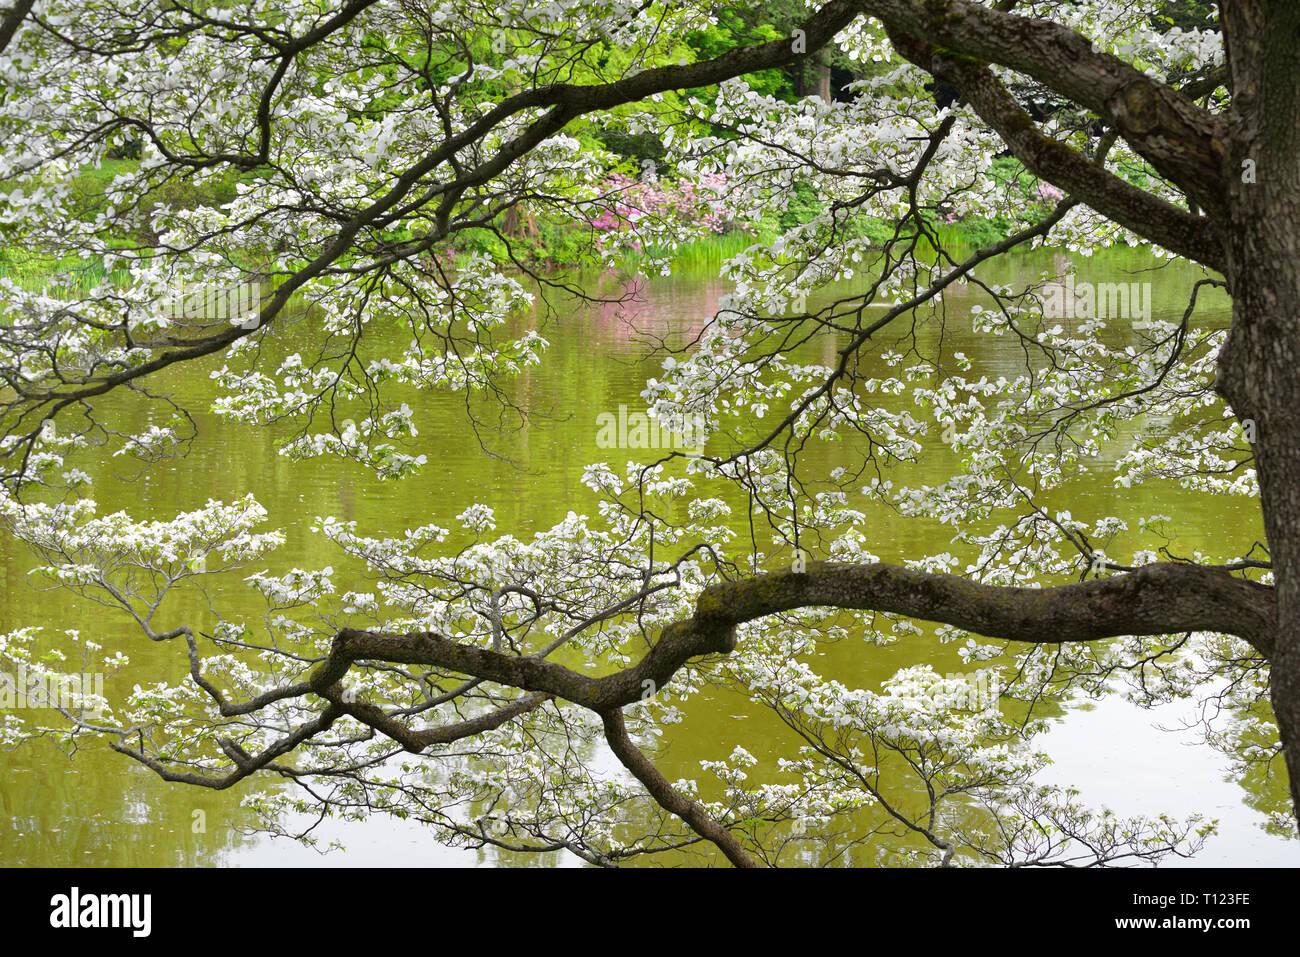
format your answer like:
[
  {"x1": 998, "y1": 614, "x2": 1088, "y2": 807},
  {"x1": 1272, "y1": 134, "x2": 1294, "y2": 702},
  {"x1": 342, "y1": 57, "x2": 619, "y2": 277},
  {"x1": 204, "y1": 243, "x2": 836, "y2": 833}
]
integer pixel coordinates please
[
  {"x1": 1214, "y1": 0, "x2": 1300, "y2": 823},
  {"x1": 817, "y1": 56, "x2": 832, "y2": 103}
]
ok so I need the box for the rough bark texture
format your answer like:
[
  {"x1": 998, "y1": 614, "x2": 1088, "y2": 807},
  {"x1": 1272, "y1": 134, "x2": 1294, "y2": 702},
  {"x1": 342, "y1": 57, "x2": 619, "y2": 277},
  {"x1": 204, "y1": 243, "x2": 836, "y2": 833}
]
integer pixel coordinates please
[
  {"x1": 1213, "y1": 0, "x2": 1300, "y2": 824},
  {"x1": 316, "y1": 561, "x2": 1274, "y2": 716}
]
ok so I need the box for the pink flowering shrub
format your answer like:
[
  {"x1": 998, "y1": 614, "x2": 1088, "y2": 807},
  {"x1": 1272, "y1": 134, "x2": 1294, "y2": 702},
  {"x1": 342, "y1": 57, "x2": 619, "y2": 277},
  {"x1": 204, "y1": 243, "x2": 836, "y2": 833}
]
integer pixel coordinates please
[
  {"x1": 1036, "y1": 182, "x2": 1066, "y2": 204},
  {"x1": 583, "y1": 172, "x2": 731, "y2": 251}
]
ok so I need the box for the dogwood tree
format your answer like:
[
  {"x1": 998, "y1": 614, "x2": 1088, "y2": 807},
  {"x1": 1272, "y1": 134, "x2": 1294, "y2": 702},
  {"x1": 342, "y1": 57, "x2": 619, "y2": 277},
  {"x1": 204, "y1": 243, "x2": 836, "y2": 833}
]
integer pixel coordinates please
[{"x1": 0, "y1": 0, "x2": 1289, "y2": 866}]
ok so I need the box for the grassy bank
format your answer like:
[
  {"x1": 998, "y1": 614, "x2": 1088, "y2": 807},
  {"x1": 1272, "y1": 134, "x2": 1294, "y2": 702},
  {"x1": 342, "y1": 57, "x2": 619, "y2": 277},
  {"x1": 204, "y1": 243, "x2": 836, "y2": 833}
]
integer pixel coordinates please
[{"x1": 0, "y1": 154, "x2": 1047, "y2": 293}]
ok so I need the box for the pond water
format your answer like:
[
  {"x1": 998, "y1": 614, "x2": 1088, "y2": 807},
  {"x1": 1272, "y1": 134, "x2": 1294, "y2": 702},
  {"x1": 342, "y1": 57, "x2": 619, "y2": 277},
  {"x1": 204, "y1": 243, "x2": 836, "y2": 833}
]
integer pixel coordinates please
[{"x1": 0, "y1": 246, "x2": 1295, "y2": 866}]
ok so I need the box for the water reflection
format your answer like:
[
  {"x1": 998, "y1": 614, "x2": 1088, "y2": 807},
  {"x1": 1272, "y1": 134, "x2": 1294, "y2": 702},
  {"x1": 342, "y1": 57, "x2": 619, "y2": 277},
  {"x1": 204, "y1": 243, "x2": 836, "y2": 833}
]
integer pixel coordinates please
[{"x1": 0, "y1": 248, "x2": 1293, "y2": 866}]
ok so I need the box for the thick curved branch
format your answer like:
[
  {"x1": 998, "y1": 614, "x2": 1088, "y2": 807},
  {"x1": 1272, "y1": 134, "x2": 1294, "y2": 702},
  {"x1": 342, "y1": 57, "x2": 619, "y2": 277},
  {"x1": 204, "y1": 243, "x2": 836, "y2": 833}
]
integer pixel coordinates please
[
  {"x1": 115, "y1": 558, "x2": 1271, "y2": 853},
  {"x1": 311, "y1": 613, "x2": 737, "y2": 716},
  {"x1": 315, "y1": 562, "x2": 1274, "y2": 721},
  {"x1": 883, "y1": 32, "x2": 1224, "y2": 268},
  {"x1": 692, "y1": 561, "x2": 1274, "y2": 657},
  {"x1": 855, "y1": 0, "x2": 1229, "y2": 210}
]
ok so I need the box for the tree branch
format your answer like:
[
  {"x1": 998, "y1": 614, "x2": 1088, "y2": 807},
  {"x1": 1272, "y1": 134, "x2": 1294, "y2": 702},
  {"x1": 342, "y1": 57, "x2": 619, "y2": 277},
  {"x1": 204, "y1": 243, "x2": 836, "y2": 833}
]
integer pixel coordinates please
[
  {"x1": 600, "y1": 708, "x2": 759, "y2": 868},
  {"x1": 882, "y1": 29, "x2": 1225, "y2": 268},
  {"x1": 313, "y1": 562, "x2": 1274, "y2": 723},
  {"x1": 0, "y1": 0, "x2": 33, "y2": 56},
  {"x1": 855, "y1": 0, "x2": 1229, "y2": 210}
]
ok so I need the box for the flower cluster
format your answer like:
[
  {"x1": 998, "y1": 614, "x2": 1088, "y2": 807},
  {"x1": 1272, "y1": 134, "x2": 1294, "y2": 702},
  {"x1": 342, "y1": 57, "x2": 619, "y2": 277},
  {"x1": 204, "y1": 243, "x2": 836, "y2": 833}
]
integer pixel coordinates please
[{"x1": 583, "y1": 172, "x2": 730, "y2": 250}]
